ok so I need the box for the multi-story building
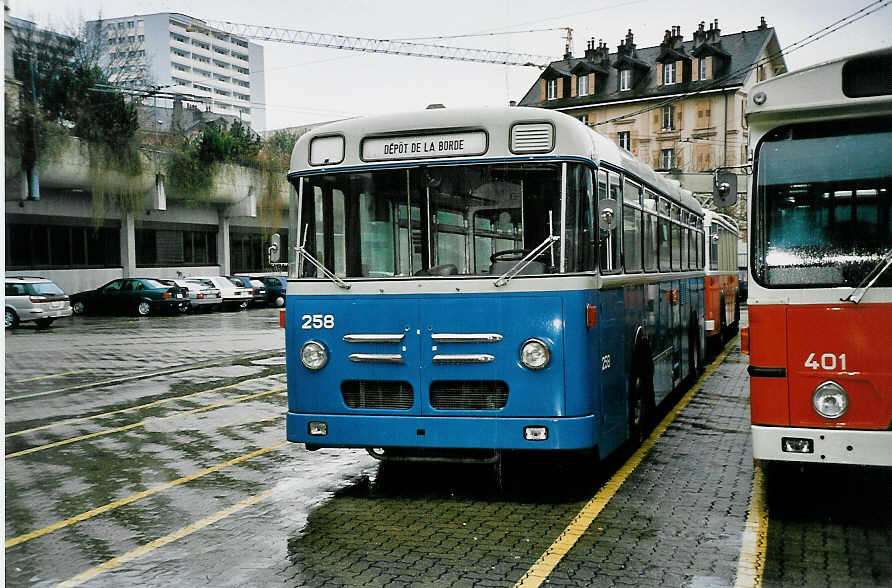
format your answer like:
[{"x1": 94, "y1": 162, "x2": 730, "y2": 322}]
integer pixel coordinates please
[
  {"x1": 518, "y1": 18, "x2": 786, "y2": 226},
  {"x1": 87, "y1": 13, "x2": 266, "y2": 132},
  {"x1": 5, "y1": 11, "x2": 284, "y2": 294}
]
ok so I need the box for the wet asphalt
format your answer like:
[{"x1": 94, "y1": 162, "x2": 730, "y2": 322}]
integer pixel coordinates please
[{"x1": 4, "y1": 306, "x2": 890, "y2": 587}]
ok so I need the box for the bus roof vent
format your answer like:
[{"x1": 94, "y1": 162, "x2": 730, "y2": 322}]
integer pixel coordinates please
[{"x1": 510, "y1": 123, "x2": 554, "y2": 154}]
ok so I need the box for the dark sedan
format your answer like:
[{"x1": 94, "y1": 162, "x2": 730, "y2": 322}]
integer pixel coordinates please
[
  {"x1": 245, "y1": 275, "x2": 287, "y2": 307},
  {"x1": 70, "y1": 278, "x2": 189, "y2": 316}
]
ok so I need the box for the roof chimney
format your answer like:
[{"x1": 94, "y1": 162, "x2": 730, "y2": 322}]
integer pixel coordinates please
[
  {"x1": 706, "y1": 19, "x2": 721, "y2": 44},
  {"x1": 758, "y1": 16, "x2": 768, "y2": 30}
]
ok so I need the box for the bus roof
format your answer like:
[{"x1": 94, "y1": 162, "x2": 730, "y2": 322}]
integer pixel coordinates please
[
  {"x1": 290, "y1": 106, "x2": 701, "y2": 214},
  {"x1": 747, "y1": 47, "x2": 892, "y2": 124}
]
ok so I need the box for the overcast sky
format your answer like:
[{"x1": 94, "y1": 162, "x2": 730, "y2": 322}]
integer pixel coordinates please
[{"x1": 11, "y1": 0, "x2": 892, "y2": 130}]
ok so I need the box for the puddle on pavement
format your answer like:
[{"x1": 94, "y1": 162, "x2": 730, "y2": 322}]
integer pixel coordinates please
[
  {"x1": 250, "y1": 356, "x2": 286, "y2": 366},
  {"x1": 171, "y1": 364, "x2": 263, "y2": 383}
]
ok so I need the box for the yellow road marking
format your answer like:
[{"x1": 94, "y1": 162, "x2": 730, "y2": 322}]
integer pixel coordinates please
[
  {"x1": 515, "y1": 337, "x2": 738, "y2": 588},
  {"x1": 734, "y1": 460, "x2": 769, "y2": 588},
  {"x1": 6, "y1": 351, "x2": 282, "y2": 402},
  {"x1": 56, "y1": 488, "x2": 274, "y2": 587},
  {"x1": 6, "y1": 442, "x2": 286, "y2": 549},
  {"x1": 5, "y1": 387, "x2": 286, "y2": 459},
  {"x1": 14, "y1": 369, "x2": 93, "y2": 383},
  {"x1": 6, "y1": 374, "x2": 286, "y2": 438}
]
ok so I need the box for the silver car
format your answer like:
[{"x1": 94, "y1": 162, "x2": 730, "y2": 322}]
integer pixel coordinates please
[
  {"x1": 161, "y1": 279, "x2": 223, "y2": 313},
  {"x1": 5, "y1": 277, "x2": 73, "y2": 329}
]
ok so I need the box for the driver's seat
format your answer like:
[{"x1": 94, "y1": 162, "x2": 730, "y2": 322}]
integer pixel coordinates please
[{"x1": 489, "y1": 260, "x2": 547, "y2": 276}]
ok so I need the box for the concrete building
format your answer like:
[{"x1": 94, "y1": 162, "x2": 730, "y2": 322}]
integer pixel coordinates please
[
  {"x1": 5, "y1": 11, "x2": 290, "y2": 295},
  {"x1": 518, "y1": 18, "x2": 786, "y2": 228},
  {"x1": 86, "y1": 12, "x2": 266, "y2": 132}
]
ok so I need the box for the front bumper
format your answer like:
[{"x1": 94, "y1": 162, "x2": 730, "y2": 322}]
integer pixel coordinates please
[
  {"x1": 287, "y1": 412, "x2": 598, "y2": 451},
  {"x1": 752, "y1": 425, "x2": 892, "y2": 466}
]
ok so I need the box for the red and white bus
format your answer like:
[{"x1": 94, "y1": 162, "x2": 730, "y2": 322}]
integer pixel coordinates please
[
  {"x1": 703, "y1": 210, "x2": 740, "y2": 350},
  {"x1": 743, "y1": 47, "x2": 892, "y2": 466}
]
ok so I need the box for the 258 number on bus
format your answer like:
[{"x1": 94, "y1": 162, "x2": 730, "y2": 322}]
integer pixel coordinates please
[
  {"x1": 301, "y1": 314, "x2": 335, "y2": 329},
  {"x1": 804, "y1": 352, "x2": 847, "y2": 371}
]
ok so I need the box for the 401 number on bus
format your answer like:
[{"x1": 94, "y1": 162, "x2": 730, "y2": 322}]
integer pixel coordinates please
[{"x1": 804, "y1": 352, "x2": 847, "y2": 371}]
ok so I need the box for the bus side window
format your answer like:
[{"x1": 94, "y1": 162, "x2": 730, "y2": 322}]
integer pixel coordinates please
[
  {"x1": 567, "y1": 164, "x2": 596, "y2": 272},
  {"x1": 709, "y1": 223, "x2": 719, "y2": 271},
  {"x1": 643, "y1": 190, "x2": 658, "y2": 272},
  {"x1": 598, "y1": 170, "x2": 621, "y2": 272},
  {"x1": 623, "y1": 179, "x2": 642, "y2": 273},
  {"x1": 658, "y1": 198, "x2": 671, "y2": 271}
]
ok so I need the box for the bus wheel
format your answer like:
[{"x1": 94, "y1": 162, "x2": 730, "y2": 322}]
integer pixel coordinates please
[
  {"x1": 688, "y1": 322, "x2": 702, "y2": 379},
  {"x1": 719, "y1": 303, "x2": 727, "y2": 343},
  {"x1": 628, "y1": 360, "x2": 654, "y2": 447},
  {"x1": 731, "y1": 299, "x2": 740, "y2": 335}
]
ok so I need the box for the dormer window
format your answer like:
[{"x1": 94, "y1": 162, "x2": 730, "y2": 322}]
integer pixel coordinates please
[
  {"x1": 546, "y1": 79, "x2": 558, "y2": 100},
  {"x1": 698, "y1": 58, "x2": 708, "y2": 81},
  {"x1": 663, "y1": 62, "x2": 676, "y2": 85},
  {"x1": 577, "y1": 75, "x2": 589, "y2": 97},
  {"x1": 619, "y1": 69, "x2": 632, "y2": 91}
]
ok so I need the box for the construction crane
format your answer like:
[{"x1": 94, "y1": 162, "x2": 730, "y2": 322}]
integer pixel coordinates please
[{"x1": 194, "y1": 20, "x2": 557, "y2": 68}]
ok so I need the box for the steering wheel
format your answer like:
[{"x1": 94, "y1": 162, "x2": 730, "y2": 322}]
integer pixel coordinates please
[{"x1": 490, "y1": 249, "x2": 546, "y2": 263}]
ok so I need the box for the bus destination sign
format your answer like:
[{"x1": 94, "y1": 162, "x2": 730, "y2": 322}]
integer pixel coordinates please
[{"x1": 362, "y1": 131, "x2": 487, "y2": 161}]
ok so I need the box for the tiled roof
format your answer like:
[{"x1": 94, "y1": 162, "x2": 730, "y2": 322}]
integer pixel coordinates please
[{"x1": 518, "y1": 27, "x2": 778, "y2": 108}]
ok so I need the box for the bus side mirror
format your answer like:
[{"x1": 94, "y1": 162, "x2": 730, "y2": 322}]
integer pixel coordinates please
[
  {"x1": 713, "y1": 171, "x2": 738, "y2": 208},
  {"x1": 268, "y1": 233, "x2": 281, "y2": 263}
]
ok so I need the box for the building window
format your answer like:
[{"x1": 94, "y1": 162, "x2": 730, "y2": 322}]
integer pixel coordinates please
[
  {"x1": 136, "y1": 229, "x2": 218, "y2": 266},
  {"x1": 619, "y1": 69, "x2": 631, "y2": 91},
  {"x1": 663, "y1": 62, "x2": 676, "y2": 85},
  {"x1": 618, "y1": 131, "x2": 631, "y2": 150},
  {"x1": 699, "y1": 58, "x2": 708, "y2": 80},
  {"x1": 577, "y1": 75, "x2": 589, "y2": 97},
  {"x1": 661, "y1": 148, "x2": 675, "y2": 170},
  {"x1": 6, "y1": 224, "x2": 121, "y2": 269},
  {"x1": 579, "y1": 114, "x2": 588, "y2": 125},
  {"x1": 661, "y1": 105, "x2": 675, "y2": 131},
  {"x1": 546, "y1": 79, "x2": 558, "y2": 100}
]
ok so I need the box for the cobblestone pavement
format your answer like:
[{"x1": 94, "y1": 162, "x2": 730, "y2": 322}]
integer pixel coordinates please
[{"x1": 5, "y1": 311, "x2": 891, "y2": 587}]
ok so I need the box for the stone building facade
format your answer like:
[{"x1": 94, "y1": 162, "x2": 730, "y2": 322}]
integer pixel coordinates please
[{"x1": 518, "y1": 18, "x2": 787, "y2": 231}]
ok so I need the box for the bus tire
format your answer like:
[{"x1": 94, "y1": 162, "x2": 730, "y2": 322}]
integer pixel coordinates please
[
  {"x1": 628, "y1": 352, "x2": 655, "y2": 448},
  {"x1": 719, "y1": 297, "x2": 727, "y2": 343},
  {"x1": 731, "y1": 299, "x2": 740, "y2": 335},
  {"x1": 688, "y1": 320, "x2": 702, "y2": 380}
]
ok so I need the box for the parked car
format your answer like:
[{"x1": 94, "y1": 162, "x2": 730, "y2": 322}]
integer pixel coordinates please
[
  {"x1": 159, "y1": 279, "x2": 222, "y2": 313},
  {"x1": 228, "y1": 275, "x2": 267, "y2": 306},
  {"x1": 70, "y1": 278, "x2": 189, "y2": 316},
  {"x1": 246, "y1": 275, "x2": 287, "y2": 307},
  {"x1": 5, "y1": 276, "x2": 73, "y2": 329},
  {"x1": 186, "y1": 276, "x2": 252, "y2": 310}
]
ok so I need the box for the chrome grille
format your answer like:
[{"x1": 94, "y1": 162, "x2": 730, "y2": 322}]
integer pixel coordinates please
[
  {"x1": 341, "y1": 380, "x2": 413, "y2": 410},
  {"x1": 430, "y1": 380, "x2": 508, "y2": 410}
]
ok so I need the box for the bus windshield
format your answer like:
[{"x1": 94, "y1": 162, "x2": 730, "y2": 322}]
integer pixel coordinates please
[
  {"x1": 294, "y1": 162, "x2": 596, "y2": 278},
  {"x1": 753, "y1": 117, "x2": 892, "y2": 288}
]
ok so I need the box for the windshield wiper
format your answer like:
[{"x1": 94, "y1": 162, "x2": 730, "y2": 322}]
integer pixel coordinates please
[
  {"x1": 493, "y1": 235, "x2": 560, "y2": 287},
  {"x1": 840, "y1": 247, "x2": 892, "y2": 304},
  {"x1": 295, "y1": 226, "x2": 351, "y2": 290}
]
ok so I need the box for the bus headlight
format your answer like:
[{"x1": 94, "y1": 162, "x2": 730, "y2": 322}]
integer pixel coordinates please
[
  {"x1": 301, "y1": 341, "x2": 329, "y2": 370},
  {"x1": 813, "y1": 381, "x2": 848, "y2": 419},
  {"x1": 520, "y1": 338, "x2": 551, "y2": 370}
]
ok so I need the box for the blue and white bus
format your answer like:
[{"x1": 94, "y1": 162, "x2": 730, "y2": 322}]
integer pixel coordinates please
[{"x1": 283, "y1": 106, "x2": 705, "y2": 462}]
